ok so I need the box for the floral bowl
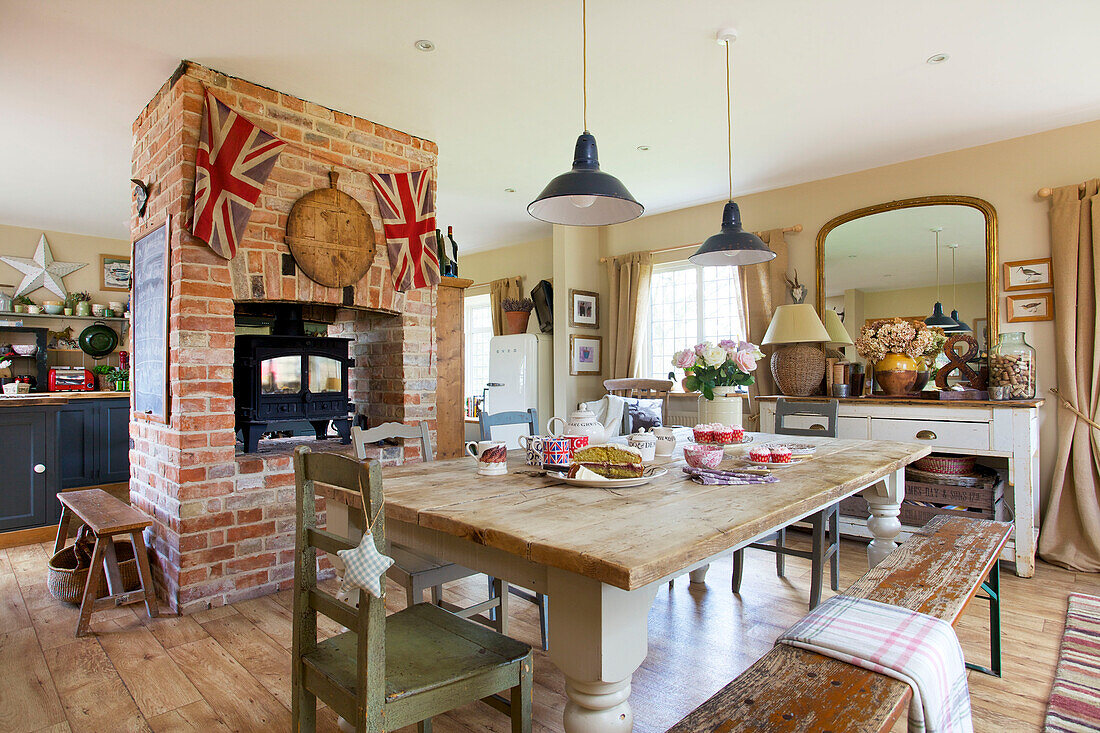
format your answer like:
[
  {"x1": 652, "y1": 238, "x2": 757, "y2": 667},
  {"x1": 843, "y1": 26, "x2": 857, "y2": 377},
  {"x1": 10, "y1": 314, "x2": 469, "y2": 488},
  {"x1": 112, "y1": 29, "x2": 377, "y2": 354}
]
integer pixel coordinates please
[
  {"x1": 684, "y1": 444, "x2": 724, "y2": 469},
  {"x1": 11, "y1": 344, "x2": 37, "y2": 357}
]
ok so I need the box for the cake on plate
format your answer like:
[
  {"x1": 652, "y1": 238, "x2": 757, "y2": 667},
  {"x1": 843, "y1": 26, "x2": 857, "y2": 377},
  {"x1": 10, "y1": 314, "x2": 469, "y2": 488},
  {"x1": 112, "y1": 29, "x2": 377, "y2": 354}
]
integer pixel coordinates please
[{"x1": 568, "y1": 444, "x2": 645, "y2": 478}]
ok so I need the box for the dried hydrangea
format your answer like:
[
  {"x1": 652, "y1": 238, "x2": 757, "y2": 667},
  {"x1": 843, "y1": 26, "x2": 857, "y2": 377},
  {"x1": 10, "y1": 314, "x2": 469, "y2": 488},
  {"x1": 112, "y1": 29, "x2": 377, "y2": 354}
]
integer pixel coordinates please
[{"x1": 855, "y1": 317, "x2": 945, "y2": 363}]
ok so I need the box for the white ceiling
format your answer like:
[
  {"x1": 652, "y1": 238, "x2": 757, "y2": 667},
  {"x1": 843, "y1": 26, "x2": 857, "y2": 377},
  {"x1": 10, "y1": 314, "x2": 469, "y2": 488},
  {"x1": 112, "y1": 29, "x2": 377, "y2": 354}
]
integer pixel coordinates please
[
  {"x1": 824, "y1": 204, "x2": 987, "y2": 296},
  {"x1": 2, "y1": 1, "x2": 1100, "y2": 253}
]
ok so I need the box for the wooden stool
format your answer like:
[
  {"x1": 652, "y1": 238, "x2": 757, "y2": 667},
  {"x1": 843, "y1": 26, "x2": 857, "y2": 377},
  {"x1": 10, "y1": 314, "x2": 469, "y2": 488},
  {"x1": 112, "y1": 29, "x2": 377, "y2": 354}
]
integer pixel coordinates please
[{"x1": 54, "y1": 489, "x2": 159, "y2": 636}]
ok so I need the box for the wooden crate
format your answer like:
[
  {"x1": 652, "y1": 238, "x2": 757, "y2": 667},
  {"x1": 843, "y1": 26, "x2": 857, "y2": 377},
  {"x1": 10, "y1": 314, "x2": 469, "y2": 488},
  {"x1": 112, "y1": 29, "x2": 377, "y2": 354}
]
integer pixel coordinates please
[{"x1": 839, "y1": 472, "x2": 1004, "y2": 526}]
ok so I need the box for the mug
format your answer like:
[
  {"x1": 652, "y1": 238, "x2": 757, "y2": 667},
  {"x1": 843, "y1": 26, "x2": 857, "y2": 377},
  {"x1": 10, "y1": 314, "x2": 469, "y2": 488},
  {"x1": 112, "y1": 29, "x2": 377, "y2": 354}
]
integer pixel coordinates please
[
  {"x1": 653, "y1": 426, "x2": 677, "y2": 457},
  {"x1": 563, "y1": 434, "x2": 589, "y2": 459},
  {"x1": 465, "y1": 440, "x2": 508, "y2": 475},
  {"x1": 627, "y1": 431, "x2": 657, "y2": 461},
  {"x1": 518, "y1": 434, "x2": 544, "y2": 466},
  {"x1": 540, "y1": 436, "x2": 571, "y2": 467}
]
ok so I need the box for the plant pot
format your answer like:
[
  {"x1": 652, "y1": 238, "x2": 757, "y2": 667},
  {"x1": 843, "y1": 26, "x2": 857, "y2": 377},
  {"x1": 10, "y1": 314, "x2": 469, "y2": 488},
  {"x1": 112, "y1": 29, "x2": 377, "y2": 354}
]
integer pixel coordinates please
[
  {"x1": 503, "y1": 310, "x2": 531, "y2": 335},
  {"x1": 874, "y1": 352, "x2": 919, "y2": 396},
  {"x1": 63, "y1": 308, "x2": 73, "y2": 316},
  {"x1": 698, "y1": 385, "x2": 744, "y2": 426},
  {"x1": 75, "y1": 301, "x2": 91, "y2": 316},
  {"x1": 12, "y1": 305, "x2": 24, "y2": 313}
]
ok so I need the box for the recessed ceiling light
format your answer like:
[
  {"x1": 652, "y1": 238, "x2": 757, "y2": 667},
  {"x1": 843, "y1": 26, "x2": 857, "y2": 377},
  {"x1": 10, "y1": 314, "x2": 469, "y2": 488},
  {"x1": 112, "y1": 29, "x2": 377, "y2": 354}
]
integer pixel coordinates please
[
  {"x1": 636, "y1": 145, "x2": 650, "y2": 151},
  {"x1": 848, "y1": 255, "x2": 857, "y2": 259},
  {"x1": 504, "y1": 187, "x2": 516, "y2": 193},
  {"x1": 414, "y1": 39, "x2": 435, "y2": 52},
  {"x1": 926, "y1": 53, "x2": 949, "y2": 65}
]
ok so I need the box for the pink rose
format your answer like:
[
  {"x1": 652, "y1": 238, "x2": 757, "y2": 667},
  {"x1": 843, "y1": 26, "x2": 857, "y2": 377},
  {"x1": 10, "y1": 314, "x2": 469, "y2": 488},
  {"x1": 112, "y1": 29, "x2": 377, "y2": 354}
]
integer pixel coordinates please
[
  {"x1": 733, "y1": 350, "x2": 757, "y2": 373},
  {"x1": 673, "y1": 349, "x2": 696, "y2": 369},
  {"x1": 694, "y1": 343, "x2": 708, "y2": 356},
  {"x1": 718, "y1": 339, "x2": 737, "y2": 351}
]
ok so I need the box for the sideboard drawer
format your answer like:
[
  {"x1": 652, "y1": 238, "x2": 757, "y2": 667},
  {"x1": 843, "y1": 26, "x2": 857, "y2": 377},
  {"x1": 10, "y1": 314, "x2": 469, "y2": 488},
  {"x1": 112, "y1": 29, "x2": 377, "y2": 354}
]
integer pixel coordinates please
[{"x1": 869, "y1": 418, "x2": 990, "y2": 452}]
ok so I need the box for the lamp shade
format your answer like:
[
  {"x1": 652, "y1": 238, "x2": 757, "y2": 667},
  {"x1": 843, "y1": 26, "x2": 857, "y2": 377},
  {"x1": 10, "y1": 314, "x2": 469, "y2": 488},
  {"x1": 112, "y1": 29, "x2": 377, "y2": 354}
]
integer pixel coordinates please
[
  {"x1": 925, "y1": 302, "x2": 963, "y2": 332},
  {"x1": 823, "y1": 309, "x2": 853, "y2": 345},
  {"x1": 689, "y1": 202, "x2": 776, "y2": 266},
  {"x1": 528, "y1": 132, "x2": 643, "y2": 226},
  {"x1": 762, "y1": 304, "x2": 833, "y2": 345},
  {"x1": 949, "y1": 309, "x2": 971, "y2": 332}
]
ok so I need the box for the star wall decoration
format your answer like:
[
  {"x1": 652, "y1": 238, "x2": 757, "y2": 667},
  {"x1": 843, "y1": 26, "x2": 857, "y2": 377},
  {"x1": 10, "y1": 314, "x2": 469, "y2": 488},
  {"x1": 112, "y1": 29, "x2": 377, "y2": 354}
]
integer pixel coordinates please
[{"x1": 0, "y1": 235, "x2": 86, "y2": 299}]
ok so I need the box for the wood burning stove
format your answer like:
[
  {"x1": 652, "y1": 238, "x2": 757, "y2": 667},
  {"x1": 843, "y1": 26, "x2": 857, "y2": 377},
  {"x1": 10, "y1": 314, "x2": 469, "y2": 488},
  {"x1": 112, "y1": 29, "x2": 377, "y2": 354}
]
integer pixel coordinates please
[{"x1": 233, "y1": 306, "x2": 352, "y2": 453}]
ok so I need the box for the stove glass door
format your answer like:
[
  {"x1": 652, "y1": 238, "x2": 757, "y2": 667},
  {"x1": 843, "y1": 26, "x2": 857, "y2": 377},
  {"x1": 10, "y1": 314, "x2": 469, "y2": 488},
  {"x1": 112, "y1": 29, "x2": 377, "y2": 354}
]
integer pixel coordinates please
[
  {"x1": 260, "y1": 355, "x2": 302, "y2": 394},
  {"x1": 308, "y1": 355, "x2": 343, "y2": 393}
]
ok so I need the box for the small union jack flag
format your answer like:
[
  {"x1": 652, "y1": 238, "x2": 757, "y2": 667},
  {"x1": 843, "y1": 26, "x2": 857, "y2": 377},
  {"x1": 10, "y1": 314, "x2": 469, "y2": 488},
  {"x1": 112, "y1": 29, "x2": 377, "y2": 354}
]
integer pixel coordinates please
[
  {"x1": 368, "y1": 169, "x2": 440, "y2": 291},
  {"x1": 192, "y1": 90, "x2": 286, "y2": 259}
]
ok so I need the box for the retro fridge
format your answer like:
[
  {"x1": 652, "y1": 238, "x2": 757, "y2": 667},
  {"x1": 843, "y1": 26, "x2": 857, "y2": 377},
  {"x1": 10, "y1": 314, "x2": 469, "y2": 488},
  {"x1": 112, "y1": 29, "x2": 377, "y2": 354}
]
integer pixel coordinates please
[{"x1": 482, "y1": 334, "x2": 553, "y2": 449}]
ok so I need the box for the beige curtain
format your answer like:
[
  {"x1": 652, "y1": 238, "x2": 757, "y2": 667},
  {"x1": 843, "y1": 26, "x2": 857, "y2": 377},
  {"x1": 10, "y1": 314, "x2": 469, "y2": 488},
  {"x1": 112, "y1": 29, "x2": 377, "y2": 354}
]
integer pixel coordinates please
[
  {"x1": 605, "y1": 251, "x2": 653, "y2": 378},
  {"x1": 1039, "y1": 179, "x2": 1100, "y2": 571},
  {"x1": 488, "y1": 276, "x2": 523, "y2": 336},
  {"x1": 738, "y1": 229, "x2": 790, "y2": 424}
]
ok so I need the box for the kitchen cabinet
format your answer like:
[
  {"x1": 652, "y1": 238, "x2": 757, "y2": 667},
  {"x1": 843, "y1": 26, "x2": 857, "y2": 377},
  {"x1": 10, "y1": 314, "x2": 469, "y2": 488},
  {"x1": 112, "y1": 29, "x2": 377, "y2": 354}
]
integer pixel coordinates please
[
  {"x1": 0, "y1": 394, "x2": 130, "y2": 532},
  {"x1": 0, "y1": 408, "x2": 49, "y2": 531}
]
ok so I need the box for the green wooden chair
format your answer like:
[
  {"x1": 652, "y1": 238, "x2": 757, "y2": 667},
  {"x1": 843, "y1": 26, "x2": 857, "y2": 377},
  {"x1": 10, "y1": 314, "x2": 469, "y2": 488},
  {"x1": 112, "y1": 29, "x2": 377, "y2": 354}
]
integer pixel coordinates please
[{"x1": 292, "y1": 446, "x2": 533, "y2": 733}]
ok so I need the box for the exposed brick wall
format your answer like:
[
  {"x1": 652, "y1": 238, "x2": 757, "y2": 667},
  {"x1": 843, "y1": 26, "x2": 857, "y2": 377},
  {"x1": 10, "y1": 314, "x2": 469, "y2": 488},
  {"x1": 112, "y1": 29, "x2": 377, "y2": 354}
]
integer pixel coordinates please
[{"x1": 130, "y1": 61, "x2": 439, "y2": 613}]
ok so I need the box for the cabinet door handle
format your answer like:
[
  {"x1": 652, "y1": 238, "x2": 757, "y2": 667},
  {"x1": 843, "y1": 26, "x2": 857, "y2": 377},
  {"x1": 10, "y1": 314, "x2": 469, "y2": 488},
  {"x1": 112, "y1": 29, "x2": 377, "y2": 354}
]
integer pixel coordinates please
[
  {"x1": 33, "y1": 463, "x2": 46, "y2": 474},
  {"x1": 915, "y1": 430, "x2": 937, "y2": 440}
]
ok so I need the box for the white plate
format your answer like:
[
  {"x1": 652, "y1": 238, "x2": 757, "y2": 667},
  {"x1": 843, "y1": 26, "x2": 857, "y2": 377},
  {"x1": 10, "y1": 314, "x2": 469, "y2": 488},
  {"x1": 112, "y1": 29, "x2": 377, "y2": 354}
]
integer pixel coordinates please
[
  {"x1": 742, "y1": 457, "x2": 810, "y2": 468},
  {"x1": 547, "y1": 466, "x2": 668, "y2": 488}
]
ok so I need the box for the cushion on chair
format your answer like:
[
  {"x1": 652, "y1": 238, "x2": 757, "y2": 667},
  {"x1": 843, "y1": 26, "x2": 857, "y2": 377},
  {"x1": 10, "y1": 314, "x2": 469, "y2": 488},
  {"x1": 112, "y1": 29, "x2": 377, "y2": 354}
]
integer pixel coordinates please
[{"x1": 622, "y1": 397, "x2": 663, "y2": 433}]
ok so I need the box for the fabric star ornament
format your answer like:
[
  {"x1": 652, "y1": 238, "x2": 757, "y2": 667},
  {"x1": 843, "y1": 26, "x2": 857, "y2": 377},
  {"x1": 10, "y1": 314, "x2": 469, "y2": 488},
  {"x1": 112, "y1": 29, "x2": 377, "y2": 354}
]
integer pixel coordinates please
[
  {"x1": 337, "y1": 531, "x2": 393, "y2": 599},
  {"x1": 0, "y1": 234, "x2": 86, "y2": 299}
]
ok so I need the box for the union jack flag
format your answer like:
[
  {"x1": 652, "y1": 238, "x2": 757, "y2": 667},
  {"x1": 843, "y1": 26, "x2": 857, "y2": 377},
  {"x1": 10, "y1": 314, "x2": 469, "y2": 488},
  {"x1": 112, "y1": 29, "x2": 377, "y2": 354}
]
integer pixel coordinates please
[
  {"x1": 192, "y1": 90, "x2": 286, "y2": 259},
  {"x1": 368, "y1": 169, "x2": 440, "y2": 291}
]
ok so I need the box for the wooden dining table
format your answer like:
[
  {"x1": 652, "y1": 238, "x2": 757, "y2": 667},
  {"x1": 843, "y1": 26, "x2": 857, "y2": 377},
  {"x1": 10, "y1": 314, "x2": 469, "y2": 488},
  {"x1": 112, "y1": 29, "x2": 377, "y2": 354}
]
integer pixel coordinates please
[{"x1": 320, "y1": 430, "x2": 930, "y2": 733}]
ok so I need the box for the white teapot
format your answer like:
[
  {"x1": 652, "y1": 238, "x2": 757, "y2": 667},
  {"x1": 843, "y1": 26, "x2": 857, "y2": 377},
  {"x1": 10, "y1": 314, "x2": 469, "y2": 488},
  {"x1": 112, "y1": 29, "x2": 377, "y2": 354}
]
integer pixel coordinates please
[{"x1": 546, "y1": 403, "x2": 614, "y2": 444}]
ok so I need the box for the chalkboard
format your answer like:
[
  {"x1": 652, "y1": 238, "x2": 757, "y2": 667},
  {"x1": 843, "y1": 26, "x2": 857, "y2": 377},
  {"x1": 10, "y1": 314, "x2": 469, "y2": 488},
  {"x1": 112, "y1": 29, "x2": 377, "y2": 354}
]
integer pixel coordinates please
[{"x1": 132, "y1": 217, "x2": 170, "y2": 422}]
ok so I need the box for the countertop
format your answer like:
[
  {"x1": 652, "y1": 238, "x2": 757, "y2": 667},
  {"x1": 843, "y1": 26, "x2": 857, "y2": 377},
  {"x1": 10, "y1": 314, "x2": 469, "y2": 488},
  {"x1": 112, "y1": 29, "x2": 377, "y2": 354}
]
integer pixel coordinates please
[
  {"x1": 754, "y1": 394, "x2": 1044, "y2": 409},
  {"x1": 0, "y1": 391, "x2": 129, "y2": 406}
]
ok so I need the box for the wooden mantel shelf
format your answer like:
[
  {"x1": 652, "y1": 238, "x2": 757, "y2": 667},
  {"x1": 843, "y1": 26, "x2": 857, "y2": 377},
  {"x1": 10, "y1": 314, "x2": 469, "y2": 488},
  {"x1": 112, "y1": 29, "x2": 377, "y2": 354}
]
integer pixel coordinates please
[{"x1": 439, "y1": 276, "x2": 473, "y2": 289}]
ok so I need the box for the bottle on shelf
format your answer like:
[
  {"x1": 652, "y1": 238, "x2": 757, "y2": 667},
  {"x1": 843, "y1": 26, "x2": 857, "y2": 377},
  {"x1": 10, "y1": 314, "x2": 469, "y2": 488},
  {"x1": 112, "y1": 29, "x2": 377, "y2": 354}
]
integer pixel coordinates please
[
  {"x1": 435, "y1": 229, "x2": 452, "y2": 279},
  {"x1": 446, "y1": 226, "x2": 460, "y2": 277}
]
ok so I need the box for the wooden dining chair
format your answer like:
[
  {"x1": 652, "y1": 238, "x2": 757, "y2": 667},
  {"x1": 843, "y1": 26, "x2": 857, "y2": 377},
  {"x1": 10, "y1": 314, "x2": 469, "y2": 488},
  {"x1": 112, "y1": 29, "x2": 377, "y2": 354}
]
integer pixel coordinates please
[
  {"x1": 478, "y1": 409, "x2": 549, "y2": 650},
  {"x1": 603, "y1": 378, "x2": 674, "y2": 425},
  {"x1": 350, "y1": 423, "x2": 508, "y2": 634},
  {"x1": 291, "y1": 446, "x2": 533, "y2": 733},
  {"x1": 731, "y1": 398, "x2": 841, "y2": 609}
]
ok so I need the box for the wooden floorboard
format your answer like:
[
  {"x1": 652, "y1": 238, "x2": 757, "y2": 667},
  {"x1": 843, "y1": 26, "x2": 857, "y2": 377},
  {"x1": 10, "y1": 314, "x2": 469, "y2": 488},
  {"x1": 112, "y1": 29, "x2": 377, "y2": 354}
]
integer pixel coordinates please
[{"x1": 0, "y1": 537, "x2": 1093, "y2": 732}]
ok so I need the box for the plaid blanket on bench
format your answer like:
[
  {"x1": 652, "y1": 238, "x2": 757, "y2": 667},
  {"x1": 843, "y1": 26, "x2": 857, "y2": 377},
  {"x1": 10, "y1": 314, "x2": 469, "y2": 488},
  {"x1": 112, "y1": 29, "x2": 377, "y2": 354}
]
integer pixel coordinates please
[{"x1": 777, "y1": 595, "x2": 972, "y2": 733}]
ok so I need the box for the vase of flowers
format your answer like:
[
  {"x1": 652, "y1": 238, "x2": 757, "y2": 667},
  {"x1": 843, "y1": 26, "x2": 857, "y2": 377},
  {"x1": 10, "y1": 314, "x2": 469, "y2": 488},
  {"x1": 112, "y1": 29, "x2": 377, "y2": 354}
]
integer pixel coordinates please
[
  {"x1": 854, "y1": 318, "x2": 946, "y2": 396},
  {"x1": 501, "y1": 297, "x2": 534, "y2": 335},
  {"x1": 672, "y1": 340, "x2": 763, "y2": 426}
]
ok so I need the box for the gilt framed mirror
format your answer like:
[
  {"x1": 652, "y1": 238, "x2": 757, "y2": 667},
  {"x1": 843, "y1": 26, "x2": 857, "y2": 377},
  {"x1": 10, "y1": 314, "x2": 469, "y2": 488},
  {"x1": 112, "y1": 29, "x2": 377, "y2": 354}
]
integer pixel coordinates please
[{"x1": 816, "y1": 195, "x2": 999, "y2": 354}]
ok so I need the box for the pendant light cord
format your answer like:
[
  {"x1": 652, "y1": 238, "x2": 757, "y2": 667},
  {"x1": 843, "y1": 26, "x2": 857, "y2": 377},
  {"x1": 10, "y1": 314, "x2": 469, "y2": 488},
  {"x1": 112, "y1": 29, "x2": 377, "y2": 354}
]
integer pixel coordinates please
[
  {"x1": 934, "y1": 229, "x2": 941, "y2": 300},
  {"x1": 726, "y1": 38, "x2": 733, "y2": 202},
  {"x1": 951, "y1": 245, "x2": 957, "y2": 308},
  {"x1": 582, "y1": 0, "x2": 588, "y2": 131}
]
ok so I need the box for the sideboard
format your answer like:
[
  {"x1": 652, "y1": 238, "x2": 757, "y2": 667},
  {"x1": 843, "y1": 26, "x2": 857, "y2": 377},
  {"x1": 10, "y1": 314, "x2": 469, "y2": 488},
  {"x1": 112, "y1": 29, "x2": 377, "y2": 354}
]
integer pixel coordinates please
[{"x1": 757, "y1": 395, "x2": 1042, "y2": 577}]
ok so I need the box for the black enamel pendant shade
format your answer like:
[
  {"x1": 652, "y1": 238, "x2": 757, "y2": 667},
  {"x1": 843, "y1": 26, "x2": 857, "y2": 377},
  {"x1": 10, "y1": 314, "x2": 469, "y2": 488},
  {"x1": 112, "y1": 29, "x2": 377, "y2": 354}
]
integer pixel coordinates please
[
  {"x1": 950, "y1": 309, "x2": 971, "y2": 332},
  {"x1": 689, "y1": 202, "x2": 776, "y2": 266},
  {"x1": 527, "y1": 132, "x2": 644, "y2": 226},
  {"x1": 926, "y1": 302, "x2": 964, "y2": 331}
]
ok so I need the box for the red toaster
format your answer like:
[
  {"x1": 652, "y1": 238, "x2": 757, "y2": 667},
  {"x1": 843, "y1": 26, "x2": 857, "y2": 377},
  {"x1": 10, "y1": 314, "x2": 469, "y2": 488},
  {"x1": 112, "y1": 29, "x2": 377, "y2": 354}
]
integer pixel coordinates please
[{"x1": 48, "y1": 367, "x2": 95, "y2": 391}]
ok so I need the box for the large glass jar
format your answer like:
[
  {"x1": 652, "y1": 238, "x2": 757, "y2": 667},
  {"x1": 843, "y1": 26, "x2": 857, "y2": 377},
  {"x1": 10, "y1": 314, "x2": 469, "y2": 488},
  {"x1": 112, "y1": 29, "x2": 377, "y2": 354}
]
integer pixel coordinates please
[{"x1": 988, "y1": 331, "x2": 1036, "y2": 399}]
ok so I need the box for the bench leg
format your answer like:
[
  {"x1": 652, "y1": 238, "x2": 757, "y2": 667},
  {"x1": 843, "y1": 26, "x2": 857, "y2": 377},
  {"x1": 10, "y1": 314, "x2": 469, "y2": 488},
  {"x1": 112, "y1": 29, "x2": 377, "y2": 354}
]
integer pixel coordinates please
[
  {"x1": 53, "y1": 506, "x2": 71, "y2": 555},
  {"x1": 75, "y1": 537, "x2": 106, "y2": 637},
  {"x1": 130, "y1": 529, "x2": 159, "y2": 619},
  {"x1": 965, "y1": 561, "x2": 1002, "y2": 677}
]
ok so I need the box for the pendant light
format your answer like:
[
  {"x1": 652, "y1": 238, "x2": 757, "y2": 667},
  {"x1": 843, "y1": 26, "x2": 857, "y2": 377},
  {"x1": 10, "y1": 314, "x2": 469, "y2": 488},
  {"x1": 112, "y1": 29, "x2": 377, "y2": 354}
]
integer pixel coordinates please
[
  {"x1": 947, "y1": 243, "x2": 971, "y2": 332},
  {"x1": 527, "y1": 0, "x2": 643, "y2": 226},
  {"x1": 690, "y1": 29, "x2": 775, "y2": 267},
  {"x1": 924, "y1": 227, "x2": 964, "y2": 332}
]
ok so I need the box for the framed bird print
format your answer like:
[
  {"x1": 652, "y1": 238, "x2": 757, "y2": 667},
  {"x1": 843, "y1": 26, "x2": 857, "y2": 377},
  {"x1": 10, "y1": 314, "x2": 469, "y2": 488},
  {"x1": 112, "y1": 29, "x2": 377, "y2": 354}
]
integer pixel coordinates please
[
  {"x1": 1006, "y1": 292, "x2": 1053, "y2": 322},
  {"x1": 1003, "y1": 258, "x2": 1052, "y2": 291}
]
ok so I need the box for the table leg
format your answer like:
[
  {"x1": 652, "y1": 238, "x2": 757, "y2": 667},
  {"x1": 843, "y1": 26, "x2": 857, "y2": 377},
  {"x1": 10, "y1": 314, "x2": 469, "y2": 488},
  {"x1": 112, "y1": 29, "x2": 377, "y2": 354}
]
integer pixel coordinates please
[
  {"x1": 688, "y1": 564, "x2": 709, "y2": 586},
  {"x1": 53, "y1": 506, "x2": 70, "y2": 555},
  {"x1": 862, "y1": 468, "x2": 905, "y2": 568},
  {"x1": 548, "y1": 567, "x2": 658, "y2": 733}
]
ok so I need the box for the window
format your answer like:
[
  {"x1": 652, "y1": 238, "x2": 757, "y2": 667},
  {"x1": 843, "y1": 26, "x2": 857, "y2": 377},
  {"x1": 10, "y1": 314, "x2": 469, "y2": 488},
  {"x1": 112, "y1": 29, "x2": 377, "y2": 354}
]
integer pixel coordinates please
[
  {"x1": 464, "y1": 293, "x2": 493, "y2": 404},
  {"x1": 646, "y1": 262, "x2": 746, "y2": 380}
]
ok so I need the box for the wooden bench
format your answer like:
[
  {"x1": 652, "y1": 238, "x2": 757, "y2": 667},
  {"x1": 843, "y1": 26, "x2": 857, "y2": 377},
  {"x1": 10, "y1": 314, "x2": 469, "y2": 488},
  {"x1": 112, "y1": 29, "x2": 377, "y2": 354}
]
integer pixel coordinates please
[
  {"x1": 668, "y1": 515, "x2": 1011, "y2": 733},
  {"x1": 55, "y1": 489, "x2": 159, "y2": 636}
]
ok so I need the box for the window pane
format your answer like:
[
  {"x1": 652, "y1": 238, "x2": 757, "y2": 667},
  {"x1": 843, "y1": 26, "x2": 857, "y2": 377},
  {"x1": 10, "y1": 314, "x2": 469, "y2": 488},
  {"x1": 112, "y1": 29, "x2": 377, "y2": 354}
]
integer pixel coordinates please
[
  {"x1": 649, "y1": 266, "x2": 700, "y2": 379},
  {"x1": 464, "y1": 293, "x2": 493, "y2": 403},
  {"x1": 701, "y1": 266, "x2": 745, "y2": 344}
]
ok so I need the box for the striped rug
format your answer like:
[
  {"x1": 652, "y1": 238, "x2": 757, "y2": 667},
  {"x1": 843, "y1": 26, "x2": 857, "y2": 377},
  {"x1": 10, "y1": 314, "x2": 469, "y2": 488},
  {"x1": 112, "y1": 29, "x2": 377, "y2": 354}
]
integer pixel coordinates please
[{"x1": 1044, "y1": 592, "x2": 1100, "y2": 732}]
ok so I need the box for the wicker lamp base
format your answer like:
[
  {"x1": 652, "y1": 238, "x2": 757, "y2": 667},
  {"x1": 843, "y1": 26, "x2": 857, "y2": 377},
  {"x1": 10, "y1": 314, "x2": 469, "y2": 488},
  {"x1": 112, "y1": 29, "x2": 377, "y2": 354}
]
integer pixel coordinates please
[{"x1": 771, "y1": 343, "x2": 826, "y2": 396}]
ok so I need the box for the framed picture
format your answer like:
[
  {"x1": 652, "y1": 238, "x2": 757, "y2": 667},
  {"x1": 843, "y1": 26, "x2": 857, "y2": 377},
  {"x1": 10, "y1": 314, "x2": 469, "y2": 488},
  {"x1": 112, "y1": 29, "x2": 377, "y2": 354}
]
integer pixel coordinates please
[
  {"x1": 100, "y1": 254, "x2": 132, "y2": 292},
  {"x1": 972, "y1": 317, "x2": 989, "y2": 350},
  {"x1": 1003, "y1": 258, "x2": 1052, "y2": 291},
  {"x1": 1006, "y1": 292, "x2": 1053, "y2": 322},
  {"x1": 569, "y1": 288, "x2": 599, "y2": 328},
  {"x1": 569, "y1": 334, "x2": 603, "y2": 375}
]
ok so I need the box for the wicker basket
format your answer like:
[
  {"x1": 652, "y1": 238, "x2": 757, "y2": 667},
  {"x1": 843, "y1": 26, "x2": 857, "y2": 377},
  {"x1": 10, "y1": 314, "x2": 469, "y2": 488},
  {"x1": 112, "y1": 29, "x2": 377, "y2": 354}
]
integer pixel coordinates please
[
  {"x1": 47, "y1": 542, "x2": 140, "y2": 604},
  {"x1": 911, "y1": 453, "x2": 977, "y2": 476}
]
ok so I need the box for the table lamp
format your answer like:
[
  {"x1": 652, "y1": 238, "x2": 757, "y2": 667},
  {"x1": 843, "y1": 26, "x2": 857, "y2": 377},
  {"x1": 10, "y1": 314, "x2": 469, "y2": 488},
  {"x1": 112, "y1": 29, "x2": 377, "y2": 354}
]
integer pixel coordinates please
[
  {"x1": 762, "y1": 304, "x2": 833, "y2": 396},
  {"x1": 822, "y1": 308, "x2": 853, "y2": 359}
]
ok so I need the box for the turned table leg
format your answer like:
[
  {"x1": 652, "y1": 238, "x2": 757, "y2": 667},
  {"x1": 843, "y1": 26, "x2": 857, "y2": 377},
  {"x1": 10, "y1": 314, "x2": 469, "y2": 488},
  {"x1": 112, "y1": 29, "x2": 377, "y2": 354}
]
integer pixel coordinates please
[
  {"x1": 548, "y1": 567, "x2": 659, "y2": 733},
  {"x1": 862, "y1": 467, "x2": 905, "y2": 568}
]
